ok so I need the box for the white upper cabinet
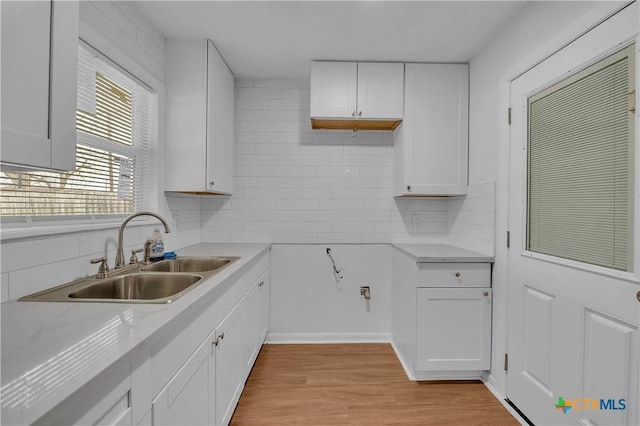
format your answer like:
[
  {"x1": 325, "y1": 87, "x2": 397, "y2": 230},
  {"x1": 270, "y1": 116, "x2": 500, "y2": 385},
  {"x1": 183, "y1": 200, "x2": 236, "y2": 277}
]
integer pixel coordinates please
[
  {"x1": 394, "y1": 63, "x2": 469, "y2": 196},
  {"x1": 310, "y1": 62, "x2": 357, "y2": 119},
  {"x1": 310, "y1": 61, "x2": 404, "y2": 130},
  {"x1": 1, "y1": 0, "x2": 78, "y2": 171},
  {"x1": 165, "y1": 39, "x2": 234, "y2": 195},
  {"x1": 356, "y1": 63, "x2": 404, "y2": 119}
]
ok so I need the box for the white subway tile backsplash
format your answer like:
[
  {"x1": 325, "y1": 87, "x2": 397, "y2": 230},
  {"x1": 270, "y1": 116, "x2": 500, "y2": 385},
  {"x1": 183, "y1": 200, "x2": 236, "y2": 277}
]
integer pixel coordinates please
[
  {"x1": 238, "y1": 87, "x2": 283, "y2": 99},
  {"x1": 254, "y1": 110, "x2": 307, "y2": 122},
  {"x1": 289, "y1": 188, "x2": 332, "y2": 200},
  {"x1": 288, "y1": 221, "x2": 332, "y2": 233},
  {"x1": 258, "y1": 177, "x2": 303, "y2": 188},
  {"x1": 284, "y1": 155, "x2": 330, "y2": 166},
  {"x1": 271, "y1": 166, "x2": 317, "y2": 177},
  {"x1": 269, "y1": 99, "x2": 309, "y2": 110},
  {"x1": 236, "y1": 98, "x2": 270, "y2": 111},
  {"x1": 282, "y1": 88, "x2": 311, "y2": 99},
  {"x1": 270, "y1": 132, "x2": 312, "y2": 144},
  {"x1": 254, "y1": 79, "x2": 299, "y2": 88},
  {"x1": 304, "y1": 210, "x2": 348, "y2": 222},
  {"x1": 2, "y1": 235, "x2": 81, "y2": 272},
  {"x1": 274, "y1": 232, "x2": 318, "y2": 243}
]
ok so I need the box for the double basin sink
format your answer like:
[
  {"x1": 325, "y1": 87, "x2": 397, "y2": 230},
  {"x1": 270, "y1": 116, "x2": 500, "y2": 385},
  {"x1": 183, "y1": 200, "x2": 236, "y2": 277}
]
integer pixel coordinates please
[{"x1": 20, "y1": 256, "x2": 240, "y2": 304}]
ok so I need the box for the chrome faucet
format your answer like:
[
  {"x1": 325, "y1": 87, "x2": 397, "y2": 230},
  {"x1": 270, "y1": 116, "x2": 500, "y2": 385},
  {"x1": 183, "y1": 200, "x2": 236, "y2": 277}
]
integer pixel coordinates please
[{"x1": 115, "y1": 211, "x2": 171, "y2": 268}]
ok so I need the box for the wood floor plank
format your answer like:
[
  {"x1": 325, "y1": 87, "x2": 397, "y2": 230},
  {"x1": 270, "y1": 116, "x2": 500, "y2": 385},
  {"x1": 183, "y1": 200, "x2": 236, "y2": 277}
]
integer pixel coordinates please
[{"x1": 230, "y1": 344, "x2": 518, "y2": 425}]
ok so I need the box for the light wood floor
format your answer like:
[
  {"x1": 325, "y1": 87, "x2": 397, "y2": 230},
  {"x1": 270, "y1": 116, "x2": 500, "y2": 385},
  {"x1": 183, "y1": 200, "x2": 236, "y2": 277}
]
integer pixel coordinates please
[{"x1": 230, "y1": 344, "x2": 519, "y2": 425}]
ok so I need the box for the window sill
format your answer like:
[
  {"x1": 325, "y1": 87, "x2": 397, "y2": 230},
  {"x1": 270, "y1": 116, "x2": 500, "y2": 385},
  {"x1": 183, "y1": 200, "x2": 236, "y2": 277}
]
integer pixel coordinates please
[{"x1": 1, "y1": 217, "x2": 163, "y2": 242}]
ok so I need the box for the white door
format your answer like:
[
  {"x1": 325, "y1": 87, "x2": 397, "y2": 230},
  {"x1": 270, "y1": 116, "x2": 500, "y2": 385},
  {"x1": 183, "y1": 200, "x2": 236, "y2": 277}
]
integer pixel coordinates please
[{"x1": 506, "y1": 5, "x2": 639, "y2": 425}]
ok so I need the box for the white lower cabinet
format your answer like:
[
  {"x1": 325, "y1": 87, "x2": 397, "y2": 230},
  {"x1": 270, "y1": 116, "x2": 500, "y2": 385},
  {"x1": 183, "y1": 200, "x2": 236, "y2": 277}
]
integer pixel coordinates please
[
  {"x1": 392, "y1": 247, "x2": 492, "y2": 380},
  {"x1": 416, "y1": 287, "x2": 491, "y2": 371},
  {"x1": 257, "y1": 274, "x2": 270, "y2": 346},
  {"x1": 152, "y1": 338, "x2": 210, "y2": 426},
  {"x1": 242, "y1": 271, "x2": 270, "y2": 378},
  {"x1": 214, "y1": 303, "x2": 245, "y2": 426}
]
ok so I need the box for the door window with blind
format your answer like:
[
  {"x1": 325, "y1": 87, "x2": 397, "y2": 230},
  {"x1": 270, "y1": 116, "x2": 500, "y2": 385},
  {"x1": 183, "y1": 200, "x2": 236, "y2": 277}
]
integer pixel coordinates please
[
  {"x1": 0, "y1": 42, "x2": 156, "y2": 217},
  {"x1": 527, "y1": 43, "x2": 635, "y2": 272}
]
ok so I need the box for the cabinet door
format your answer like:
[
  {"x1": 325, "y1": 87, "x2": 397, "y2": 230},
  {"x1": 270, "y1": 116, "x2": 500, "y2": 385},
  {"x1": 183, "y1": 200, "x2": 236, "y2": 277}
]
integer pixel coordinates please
[
  {"x1": 398, "y1": 64, "x2": 468, "y2": 196},
  {"x1": 241, "y1": 280, "x2": 260, "y2": 380},
  {"x1": 164, "y1": 40, "x2": 207, "y2": 192},
  {"x1": 356, "y1": 63, "x2": 404, "y2": 119},
  {"x1": 1, "y1": 0, "x2": 78, "y2": 171},
  {"x1": 257, "y1": 273, "x2": 270, "y2": 344},
  {"x1": 206, "y1": 40, "x2": 234, "y2": 194},
  {"x1": 416, "y1": 287, "x2": 491, "y2": 371},
  {"x1": 152, "y1": 339, "x2": 209, "y2": 426},
  {"x1": 215, "y1": 303, "x2": 244, "y2": 426},
  {"x1": 310, "y1": 62, "x2": 357, "y2": 118}
]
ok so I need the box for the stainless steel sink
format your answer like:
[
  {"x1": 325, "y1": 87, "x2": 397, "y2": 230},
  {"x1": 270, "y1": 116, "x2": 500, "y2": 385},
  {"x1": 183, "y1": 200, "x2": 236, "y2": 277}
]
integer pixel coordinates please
[
  {"x1": 140, "y1": 256, "x2": 239, "y2": 273},
  {"x1": 68, "y1": 273, "x2": 201, "y2": 301},
  {"x1": 19, "y1": 256, "x2": 239, "y2": 304}
]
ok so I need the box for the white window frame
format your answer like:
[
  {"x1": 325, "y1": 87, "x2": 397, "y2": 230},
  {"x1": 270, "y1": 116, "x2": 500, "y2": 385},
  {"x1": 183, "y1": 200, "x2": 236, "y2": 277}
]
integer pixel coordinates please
[{"x1": 0, "y1": 39, "x2": 161, "y2": 240}]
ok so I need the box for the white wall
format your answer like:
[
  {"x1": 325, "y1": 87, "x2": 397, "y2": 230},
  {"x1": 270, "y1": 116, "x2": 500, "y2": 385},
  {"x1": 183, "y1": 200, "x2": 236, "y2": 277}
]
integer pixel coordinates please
[
  {"x1": 268, "y1": 244, "x2": 391, "y2": 342},
  {"x1": 200, "y1": 78, "x2": 488, "y2": 245},
  {"x1": 195, "y1": 78, "x2": 498, "y2": 340},
  {"x1": 0, "y1": 1, "x2": 202, "y2": 302},
  {"x1": 468, "y1": 0, "x2": 627, "y2": 396}
]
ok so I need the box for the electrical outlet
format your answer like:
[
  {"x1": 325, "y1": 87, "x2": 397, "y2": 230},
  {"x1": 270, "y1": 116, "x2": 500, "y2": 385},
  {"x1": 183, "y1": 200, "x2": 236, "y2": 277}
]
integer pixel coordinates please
[{"x1": 412, "y1": 214, "x2": 420, "y2": 227}]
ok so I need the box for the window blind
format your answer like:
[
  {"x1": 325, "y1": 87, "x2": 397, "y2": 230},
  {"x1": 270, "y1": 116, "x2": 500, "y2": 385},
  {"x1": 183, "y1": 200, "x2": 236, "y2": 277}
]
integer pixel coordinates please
[
  {"x1": 0, "y1": 42, "x2": 156, "y2": 217},
  {"x1": 527, "y1": 44, "x2": 635, "y2": 272}
]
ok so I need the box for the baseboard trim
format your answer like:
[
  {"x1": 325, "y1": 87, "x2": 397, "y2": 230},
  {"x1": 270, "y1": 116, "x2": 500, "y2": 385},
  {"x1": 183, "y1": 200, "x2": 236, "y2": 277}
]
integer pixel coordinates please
[
  {"x1": 390, "y1": 341, "x2": 416, "y2": 380},
  {"x1": 483, "y1": 380, "x2": 530, "y2": 426},
  {"x1": 265, "y1": 332, "x2": 391, "y2": 344}
]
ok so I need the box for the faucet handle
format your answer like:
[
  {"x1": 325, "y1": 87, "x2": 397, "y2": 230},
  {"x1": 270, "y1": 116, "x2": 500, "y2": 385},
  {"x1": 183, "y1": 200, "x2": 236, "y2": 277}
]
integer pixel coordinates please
[
  {"x1": 90, "y1": 257, "x2": 109, "y2": 279},
  {"x1": 129, "y1": 248, "x2": 144, "y2": 265}
]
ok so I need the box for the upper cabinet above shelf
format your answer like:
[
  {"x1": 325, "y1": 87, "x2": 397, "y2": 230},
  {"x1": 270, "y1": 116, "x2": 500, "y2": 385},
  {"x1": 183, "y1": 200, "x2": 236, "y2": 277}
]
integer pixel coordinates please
[{"x1": 310, "y1": 61, "x2": 404, "y2": 130}]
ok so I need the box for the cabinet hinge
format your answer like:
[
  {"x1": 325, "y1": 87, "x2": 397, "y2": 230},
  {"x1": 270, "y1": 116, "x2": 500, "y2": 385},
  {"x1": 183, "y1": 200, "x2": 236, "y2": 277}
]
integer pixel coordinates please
[
  {"x1": 629, "y1": 89, "x2": 636, "y2": 113},
  {"x1": 506, "y1": 231, "x2": 510, "y2": 248},
  {"x1": 504, "y1": 353, "x2": 509, "y2": 371},
  {"x1": 507, "y1": 107, "x2": 511, "y2": 125}
]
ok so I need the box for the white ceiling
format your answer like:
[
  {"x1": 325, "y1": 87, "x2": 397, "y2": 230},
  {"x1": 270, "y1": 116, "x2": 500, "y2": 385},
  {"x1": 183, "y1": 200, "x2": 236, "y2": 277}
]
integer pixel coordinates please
[{"x1": 133, "y1": 1, "x2": 527, "y2": 79}]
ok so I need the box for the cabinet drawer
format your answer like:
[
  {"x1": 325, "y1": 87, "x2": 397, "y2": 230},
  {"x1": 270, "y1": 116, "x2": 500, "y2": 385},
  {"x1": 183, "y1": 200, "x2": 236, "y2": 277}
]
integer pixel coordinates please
[{"x1": 416, "y1": 263, "x2": 490, "y2": 288}]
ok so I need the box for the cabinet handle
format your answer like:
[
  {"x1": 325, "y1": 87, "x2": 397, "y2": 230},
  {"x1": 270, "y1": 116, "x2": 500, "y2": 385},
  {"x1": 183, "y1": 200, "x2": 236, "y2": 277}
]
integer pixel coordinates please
[
  {"x1": 455, "y1": 272, "x2": 461, "y2": 278},
  {"x1": 258, "y1": 281, "x2": 264, "y2": 287},
  {"x1": 212, "y1": 337, "x2": 219, "y2": 346},
  {"x1": 218, "y1": 332, "x2": 225, "y2": 340},
  {"x1": 407, "y1": 185, "x2": 411, "y2": 192},
  {"x1": 636, "y1": 291, "x2": 640, "y2": 302},
  {"x1": 358, "y1": 111, "x2": 363, "y2": 117},
  {"x1": 483, "y1": 291, "x2": 489, "y2": 297},
  {"x1": 352, "y1": 111, "x2": 357, "y2": 117},
  {"x1": 209, "y1": 180, "x2": 215, "y2": 187}
]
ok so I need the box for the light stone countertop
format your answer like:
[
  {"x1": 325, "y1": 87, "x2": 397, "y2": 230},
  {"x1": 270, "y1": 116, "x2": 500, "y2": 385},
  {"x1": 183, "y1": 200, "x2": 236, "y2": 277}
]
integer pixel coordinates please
[
  {"x1": 0, "y1": 243, "x2": 270, "y2": 426},
  {"x1": 392, "y1": 244, "x2": 494, "y2": 263}
]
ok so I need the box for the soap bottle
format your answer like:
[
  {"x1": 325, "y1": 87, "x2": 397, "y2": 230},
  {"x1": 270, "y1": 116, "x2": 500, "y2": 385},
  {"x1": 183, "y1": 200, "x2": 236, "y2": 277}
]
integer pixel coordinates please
[{"x1": 149, "y1": 229, "x2": 164, "y2": 261}]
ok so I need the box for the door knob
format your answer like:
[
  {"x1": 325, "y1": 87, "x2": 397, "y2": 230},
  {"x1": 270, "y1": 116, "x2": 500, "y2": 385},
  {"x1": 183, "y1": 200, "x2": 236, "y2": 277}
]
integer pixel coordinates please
[{"x1": 483, "y1": 291, "x2": 489, "y2": 297}]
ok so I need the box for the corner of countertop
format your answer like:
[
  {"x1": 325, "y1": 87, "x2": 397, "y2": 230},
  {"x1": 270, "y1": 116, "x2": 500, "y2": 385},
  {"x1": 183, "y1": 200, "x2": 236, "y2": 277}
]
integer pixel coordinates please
[{"x1": 392, "y1": 243, "x2": 494, "y2": 263}]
